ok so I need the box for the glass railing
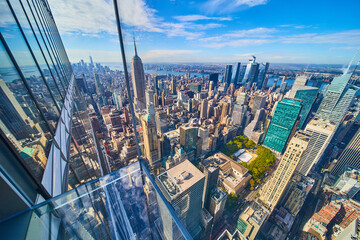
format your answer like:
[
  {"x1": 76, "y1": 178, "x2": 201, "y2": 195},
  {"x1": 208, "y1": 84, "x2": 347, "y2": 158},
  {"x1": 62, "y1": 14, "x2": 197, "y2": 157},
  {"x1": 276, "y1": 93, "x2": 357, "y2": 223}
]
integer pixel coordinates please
[{"x1": 0, "y1": 161, "x2": 192, "y2": 240}]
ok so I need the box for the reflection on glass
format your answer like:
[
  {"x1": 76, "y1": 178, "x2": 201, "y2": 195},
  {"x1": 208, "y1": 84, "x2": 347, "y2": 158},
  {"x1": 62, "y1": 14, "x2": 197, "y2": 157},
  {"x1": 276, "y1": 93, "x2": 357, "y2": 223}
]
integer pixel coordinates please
[
  {"x1": 2, "y1": 162, "x2": 190, "y2": 240},
  {"x1": 0, "y1": 42, "x2": 52, "y2": 182},
  {"x1": 0, "y1": 4, "x2": 60, "y2": 131}
]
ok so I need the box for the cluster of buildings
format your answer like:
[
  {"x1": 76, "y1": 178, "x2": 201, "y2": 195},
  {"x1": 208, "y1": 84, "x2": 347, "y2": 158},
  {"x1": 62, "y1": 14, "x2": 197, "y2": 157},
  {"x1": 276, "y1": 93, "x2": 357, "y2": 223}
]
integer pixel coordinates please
[{"x1": 71, "y1": 42, "x2": 360, "y2": 239}]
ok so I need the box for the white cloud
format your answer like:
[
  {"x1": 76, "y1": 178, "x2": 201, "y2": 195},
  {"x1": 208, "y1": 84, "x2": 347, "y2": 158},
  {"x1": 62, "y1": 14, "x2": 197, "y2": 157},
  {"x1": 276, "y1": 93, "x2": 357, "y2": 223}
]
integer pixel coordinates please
[
  {"x1": 47, "y1": 0, "x2": 223, "y2": 41},
  {"x1": 173, "y1": 15, "x2": 232, "y2": 22},
  {"x1": 279, "y1": 30, "x2": 360, "y2": 45},
  {"x1": 48, "y1": 0, "x2": 117, "y2": 35},
  {"x1": 199, "y1": 27, "x2": 276, "y2": 47},
  {"x1": 199, "y1": 28, "x2": 360, "y2": 48},
  {"x1": 203, "y1": 0, "x2": 268, "y2": 14}
]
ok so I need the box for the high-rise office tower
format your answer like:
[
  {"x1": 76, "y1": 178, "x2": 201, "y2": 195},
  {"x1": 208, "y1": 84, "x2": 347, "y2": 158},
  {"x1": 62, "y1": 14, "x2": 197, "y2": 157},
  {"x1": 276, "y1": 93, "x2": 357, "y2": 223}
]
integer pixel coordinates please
[
  {"x1": 260, "y1": 131, "x2": 310, "y2": 210},
  {"x1": 145, "y1": 87, "x2": 155, "y2": 106},
  {"x1": 155, "y1": 109, "x2": 168, "y2": 134},
  {"x1": 331, "y1": 127, "x2": 360, "y2": 176},
  {"x1": 247, "y1": 63, "x2": 260, "y2": 87},
  {"x1": 113, "y1": 89, "x2": 123, "y2": 110},
  {"x1": 220, "y1": 101, "x2": 230, "y2": 123},
  {"x1": 256, "y1": 62, "x2": 270, "y2": 89},
  {"x1": 209, "y1": 81, "x2": 215, "y2": 93},
  {"x1": 292, "y1": 87, "x2": 318, "y2": 129},
  {"x1": 224, "y1": 64, "x2": 233, "y2": 87},
  {"x1": 232, "y1": 104, "x2": 248, "y2": 127},
  {"x1": 288, "y1": 75, "x2": 309, "y2": 98},
  {"x1": 295, "y1": 118, "x2": 336, "y2": 176},
  {"x1": 244, "y1": 109, "x2": 265, "y2": 139},
  {"x1": 251, "y1": 94, "x2": 266, "y2": 114},
  {"x1": 198, "y1": 126, "x2": 209, "y2": 153},
  {"x1": 238, "y1": 65, "x2": 247, "y2": 84},
  {"x1": 171, "y1": 76, "x2": 177, "y2": 95},
  {"x1": 242, "y1": 56, "x2": 259, "y2": 84},
  {"x1": 209, "y1": 73, "x2": 219, "y2": 87},
  {"x1": 209, "y1": 187, "x2": 227, "y2": 223},
  {"x1": 231, "y1": 62, "x2": 241, "y2": 84},
  {"x1": 131, "y1": 40, "x2": 146, "y2": 109},
  {"x1": 316, "y1": 71, "x2": 359, "y2": 124},
  {"x1": 180, "y1": 125, "x2": 198, "y2": 153},
  {"x1": 236, "y1": 92, "x2": 247, "y2": 105},
  {"x1": 200, "y1": 99, "x2": 208, "y2": 119},
  {"x1": 157, "y1": 160, "x2": 205, "y2": 238},
  {"x1": 263, "y1": 98, "x2": 302, "y2": 153},
  {"x1": 142, "y1": 114, "x2": 160, "y2": 171}
]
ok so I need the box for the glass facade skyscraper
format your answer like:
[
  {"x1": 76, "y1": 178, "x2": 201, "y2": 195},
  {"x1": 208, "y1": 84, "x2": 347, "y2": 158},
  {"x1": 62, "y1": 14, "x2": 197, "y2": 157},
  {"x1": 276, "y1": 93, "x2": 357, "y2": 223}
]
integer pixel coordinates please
[
  {"x1": 263, "y1": 98, "x2": 302, "y2": 153},
  {"x1": 293, "y1": 87, "x2": 319, "y2": 129},
  {"x1": 316, "y1": 73, "x2": 359, "y2": 124}
]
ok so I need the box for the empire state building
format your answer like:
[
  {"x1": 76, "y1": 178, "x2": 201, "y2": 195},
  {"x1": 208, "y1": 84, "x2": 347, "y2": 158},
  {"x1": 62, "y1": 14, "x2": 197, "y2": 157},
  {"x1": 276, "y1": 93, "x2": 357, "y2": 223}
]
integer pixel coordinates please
[{"x1": 131, "y1": 40, "x2": 146, "y2": 109}]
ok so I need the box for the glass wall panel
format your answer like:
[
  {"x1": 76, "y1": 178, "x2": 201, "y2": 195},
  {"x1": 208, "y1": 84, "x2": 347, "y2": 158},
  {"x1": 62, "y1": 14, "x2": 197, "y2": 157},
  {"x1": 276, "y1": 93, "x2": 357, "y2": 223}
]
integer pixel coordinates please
[
  {"x1": 21, "y1": 0, "x2": 67, "y2": 97},
  {"x1": 8, "y1": 0, "x2": 64, "y2": 110},
  {"x1": 0, "y1": 162, "x2": 191, "y2": 240},
  {"x1": 29, "y1": 0, "x2": 70, "y2": 88},
  {"x1": 0, "y1": 40, "x2": 53, "y2": 182},
  {"x1": 0, "y1": 5, "x2": 60, "y2": 131}
]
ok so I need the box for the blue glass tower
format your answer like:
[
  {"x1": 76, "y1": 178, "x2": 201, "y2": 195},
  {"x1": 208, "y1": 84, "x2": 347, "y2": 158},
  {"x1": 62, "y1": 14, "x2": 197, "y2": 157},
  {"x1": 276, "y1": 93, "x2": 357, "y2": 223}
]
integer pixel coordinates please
[{"x1": 263, "y1": 98, "x2": 302, "y2": 153}]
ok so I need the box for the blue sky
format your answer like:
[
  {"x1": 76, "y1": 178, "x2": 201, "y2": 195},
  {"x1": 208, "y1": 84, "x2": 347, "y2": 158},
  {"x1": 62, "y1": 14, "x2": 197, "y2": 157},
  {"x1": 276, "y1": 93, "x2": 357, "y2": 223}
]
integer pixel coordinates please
[{"x1": 47, "y1": 0, "x2": 360, "y2": 64}]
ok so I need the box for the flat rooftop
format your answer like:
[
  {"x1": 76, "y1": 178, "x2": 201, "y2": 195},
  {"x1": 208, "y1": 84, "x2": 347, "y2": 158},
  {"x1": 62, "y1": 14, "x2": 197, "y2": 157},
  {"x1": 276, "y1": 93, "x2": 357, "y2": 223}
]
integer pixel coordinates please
[
  {"x1": 211, "y1": 187, "x2": 227, "y2": 203},
  {"x1": 163, "y1": 129, "x2": 180, "y2": 140},
  {"x1": 237, "y1": 151, "x2": 257, "y2": 163},
  {"x1": 157, "y1": 160, "x2": 204, "y2": 199}
]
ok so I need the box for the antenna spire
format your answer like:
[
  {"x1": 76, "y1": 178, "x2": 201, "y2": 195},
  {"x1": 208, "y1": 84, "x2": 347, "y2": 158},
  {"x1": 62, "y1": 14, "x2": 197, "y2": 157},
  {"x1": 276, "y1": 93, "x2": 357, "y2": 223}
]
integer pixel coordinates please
[{"x1": 133, "y1": 36, "x2": 138, "y2": 57}]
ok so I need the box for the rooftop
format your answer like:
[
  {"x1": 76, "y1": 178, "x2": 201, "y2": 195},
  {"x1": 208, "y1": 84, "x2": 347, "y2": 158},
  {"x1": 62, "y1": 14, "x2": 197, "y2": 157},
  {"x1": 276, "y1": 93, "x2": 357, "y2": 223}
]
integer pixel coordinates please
[
  {"x1": 211, "y1": 187, "x2": 227, "y2": 203},
  {"x1": 158, "y1": 160, "x2": 204, "y2": 199}
]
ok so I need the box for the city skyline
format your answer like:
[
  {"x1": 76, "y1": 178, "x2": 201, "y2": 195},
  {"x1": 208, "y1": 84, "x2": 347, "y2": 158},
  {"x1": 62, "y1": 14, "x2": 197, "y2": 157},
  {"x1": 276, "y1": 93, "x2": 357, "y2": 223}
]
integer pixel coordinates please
[{"x1": 43, "y1": 0, "x2": 360, "y2": 65}]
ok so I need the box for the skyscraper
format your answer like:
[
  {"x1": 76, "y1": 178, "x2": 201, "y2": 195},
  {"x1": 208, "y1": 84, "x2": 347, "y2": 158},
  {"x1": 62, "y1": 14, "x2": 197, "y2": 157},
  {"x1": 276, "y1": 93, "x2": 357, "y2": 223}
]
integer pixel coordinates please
[
  {"x1": 142, "y1": 114, "x2": 160, "y2": 171},
  {"x1": 292, "y1": 87, "x2": 318, "y2": 129},
  {"x1": 131, "y1": 40, "x2": 146, "y2": 109},
  {"x1": 263, "y1": 98, "x2": 302, "y2": 153},
  {"x1": 251, "y1": 94, "x2": 267, "y2": 114},
  {"x1": 157, "y1": 160, "x2": 205, "y2": 238},
  {"x1": 288, "y1": 75, "x2": 309, "y2": 98},
  {"x1": 331, "y1": 127, "x2": 360, "y2": 176},
  {"x1": 242, "y1": 56, "x2": 259, "y2": 85},
  {"x1": 200, "y1": 99, "x2": 208, "y2": 119},
  {"x1": 316, "y1": 72, "x2": 359, "y2": 124},
  {"x1": 231, "y1": 62, "x2": 241, "y2": 85},
  {"x1": 295, "y1": 118, "x2": 336, "y2": 176},
  {"x1": 180, "y1": 125, "x2": 198, "y2": 153},
  {"x1": 209, "y1": 73, "x2": 219, "y2": 87},
  {"x1": 224, "y1": 64, "x2": 233, "y2": 87},
  {"x1": 256, "y1": 62, "x2": 269, "y2": 89},
  {"x1": 260, "y1": 131, "x2": 310, "y2": 210},
  {"x1": 171, "y1": 76, "x2": 177, "y2": 95}
]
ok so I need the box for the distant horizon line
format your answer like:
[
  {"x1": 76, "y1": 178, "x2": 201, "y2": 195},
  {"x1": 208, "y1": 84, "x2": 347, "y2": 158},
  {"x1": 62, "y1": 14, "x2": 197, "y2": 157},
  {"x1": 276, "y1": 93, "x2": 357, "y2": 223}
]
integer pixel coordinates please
[{"x1": 76, "y1": 61, "x2": 355, "y2": 67}]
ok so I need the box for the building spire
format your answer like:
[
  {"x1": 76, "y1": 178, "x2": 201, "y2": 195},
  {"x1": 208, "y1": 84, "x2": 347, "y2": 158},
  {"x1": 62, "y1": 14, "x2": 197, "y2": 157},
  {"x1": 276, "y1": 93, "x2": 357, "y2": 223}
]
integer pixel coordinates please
[{"x1": 133, "y1": 37, "x2": 138, "y2": 57}]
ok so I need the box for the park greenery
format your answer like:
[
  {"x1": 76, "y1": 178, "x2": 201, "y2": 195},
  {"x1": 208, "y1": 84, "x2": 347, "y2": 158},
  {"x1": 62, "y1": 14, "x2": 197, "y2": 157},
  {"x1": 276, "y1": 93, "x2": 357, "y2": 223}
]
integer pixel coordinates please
[
  {"x1": 225, "y1": 192, "x2": 238, "y2": 211},
  {"x1": 220, "y1": 135, "x2": 276, "y2": 182},
  {"x1": 240, "y1": 146, "x2": 276, "y2": 182},
  {"x1": 220, "y1": 135, "x2": 256, "y2": 158}
]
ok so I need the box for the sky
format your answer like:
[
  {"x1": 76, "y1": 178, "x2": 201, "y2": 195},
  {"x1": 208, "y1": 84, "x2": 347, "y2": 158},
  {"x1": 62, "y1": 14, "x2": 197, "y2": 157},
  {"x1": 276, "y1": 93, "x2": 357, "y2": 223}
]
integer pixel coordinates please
[{"x1": 47, "y1": 0, "x2": 360, "y2": 65}]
